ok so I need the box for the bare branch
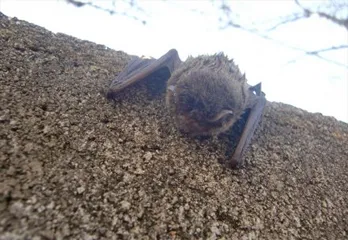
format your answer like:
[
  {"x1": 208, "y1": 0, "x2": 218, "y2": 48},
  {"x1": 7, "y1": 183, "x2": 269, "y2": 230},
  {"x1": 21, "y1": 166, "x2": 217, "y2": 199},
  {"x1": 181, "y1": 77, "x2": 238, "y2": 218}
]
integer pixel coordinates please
[
  {"x1": 286, "y1": 52, "x2": 348, "y2": 68},
  {"x1": 216, "y1": 0, "x2": 347, "y2": 68},
  {"x1": 266, "y1": 12, "x2": 309, "y2": 32},
  {"x1": 294, "y1": 0, "x2": 348, "y2": 30},
  {"x1": 283, "y1": 45, "x2": 348, "y2": 68},
  {"x1": 65, "y1": 0, "x2": 147, "y2": 24},
  {"x1": 221, "y1": 19, "x2": 348, "y2": 68},
  {"x1": 266, "y1": 0, "x2": 348, "y2": 32},
  {"x1": 306, "y1": 45, "x2": 348, "y2": 55},
  {"x1": 65, "y1": 0, "x2": 347, "y2": 68},
  {"x1": 66, "y1": 0, "x2": 85, "y2": 7}
]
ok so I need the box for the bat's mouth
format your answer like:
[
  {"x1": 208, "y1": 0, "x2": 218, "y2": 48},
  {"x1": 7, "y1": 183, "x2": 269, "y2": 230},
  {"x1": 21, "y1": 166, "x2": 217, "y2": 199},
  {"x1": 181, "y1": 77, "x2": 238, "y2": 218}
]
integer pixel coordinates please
[
  {"x1": 176, "y1": 109, "x2": 234, "y2": 136},
  {"x1": 176, "y1": 114, "x2": 211, "y2": 135}
]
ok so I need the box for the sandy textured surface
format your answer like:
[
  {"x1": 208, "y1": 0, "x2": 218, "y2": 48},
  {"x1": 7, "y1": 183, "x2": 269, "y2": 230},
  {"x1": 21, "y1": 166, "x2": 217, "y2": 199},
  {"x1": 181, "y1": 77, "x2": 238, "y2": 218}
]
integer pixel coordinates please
[{"x1": 1, "y1": 12, "x2": 347, "y2": 240}]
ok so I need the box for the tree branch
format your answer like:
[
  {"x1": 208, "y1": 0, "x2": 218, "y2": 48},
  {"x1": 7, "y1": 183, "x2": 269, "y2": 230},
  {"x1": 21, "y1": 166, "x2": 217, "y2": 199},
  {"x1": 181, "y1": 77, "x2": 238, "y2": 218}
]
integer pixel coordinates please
[
  {"x1": 266, "y1": 12, "x2": 309, "y2": 32},
  {"x1": 306, "y1": 45, "x2": 348, "y2": 55},
  {"x1": 217, "y1": 1, "x2": 348, "y2": 68},
  {"x1": 65, "y1": 0, "x2": 147, "y2": 24},
  {"x1": 221, "y1": 20, "x2": 347, "y2": 68},
  {"x1": 294, "y1": 0, "x2": 348, "y2": 30}
]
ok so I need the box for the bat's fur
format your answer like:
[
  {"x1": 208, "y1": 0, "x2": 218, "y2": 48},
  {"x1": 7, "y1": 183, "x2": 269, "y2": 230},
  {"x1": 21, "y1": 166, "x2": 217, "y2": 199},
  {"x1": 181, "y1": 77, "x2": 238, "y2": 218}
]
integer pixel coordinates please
[
  {"x1": 166, "y1": 53, "x2": 256, "y2": 136},
  {"x1": 107, "y1": 49, "x2": 265, "y2": 168}
]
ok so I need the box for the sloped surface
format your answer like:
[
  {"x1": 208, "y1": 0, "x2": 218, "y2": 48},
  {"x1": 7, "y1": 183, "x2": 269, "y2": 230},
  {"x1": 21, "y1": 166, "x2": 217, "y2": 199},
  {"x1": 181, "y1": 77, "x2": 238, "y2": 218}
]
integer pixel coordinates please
[{"x1": 1, "y1": 12, "x2": 347, "y2": 239}]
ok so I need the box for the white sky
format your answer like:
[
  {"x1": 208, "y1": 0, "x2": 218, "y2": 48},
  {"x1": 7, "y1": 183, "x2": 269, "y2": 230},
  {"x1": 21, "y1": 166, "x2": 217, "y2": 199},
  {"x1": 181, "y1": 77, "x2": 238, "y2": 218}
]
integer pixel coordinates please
[{"x1": 1, "y1": 0, "x2": 347, "y2": 122}]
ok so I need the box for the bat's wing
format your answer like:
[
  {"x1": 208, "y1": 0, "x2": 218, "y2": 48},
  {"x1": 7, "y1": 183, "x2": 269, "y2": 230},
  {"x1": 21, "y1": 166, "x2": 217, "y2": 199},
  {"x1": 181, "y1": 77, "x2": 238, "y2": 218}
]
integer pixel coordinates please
[
  {"x1": 229, "y1": 83, "x2": 266, "y2": 168},
  {"x1": 107, "y1": 49, "x2": 182, "y2": 98}
]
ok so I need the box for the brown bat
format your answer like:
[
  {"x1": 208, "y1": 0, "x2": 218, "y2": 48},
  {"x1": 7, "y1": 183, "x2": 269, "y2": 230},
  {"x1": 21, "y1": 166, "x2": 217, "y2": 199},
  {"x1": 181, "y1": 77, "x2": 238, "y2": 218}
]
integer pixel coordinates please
[{"x1": 107, "y1": 49, "x2": 266, "y2": 168}]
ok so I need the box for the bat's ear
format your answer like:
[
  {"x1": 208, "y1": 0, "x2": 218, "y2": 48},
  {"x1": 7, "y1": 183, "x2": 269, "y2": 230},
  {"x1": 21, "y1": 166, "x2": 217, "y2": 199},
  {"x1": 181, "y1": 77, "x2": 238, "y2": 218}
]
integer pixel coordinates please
[{"x1": 249, "y1": 83, "x2": 265, "y2": 97}]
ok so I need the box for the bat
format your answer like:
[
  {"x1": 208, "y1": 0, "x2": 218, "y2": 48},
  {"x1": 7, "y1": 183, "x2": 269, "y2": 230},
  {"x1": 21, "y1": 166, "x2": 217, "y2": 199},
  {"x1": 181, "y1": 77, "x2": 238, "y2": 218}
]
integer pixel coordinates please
[{"x1": 107, "y1": 49, "x2": 266, "y2": 168}]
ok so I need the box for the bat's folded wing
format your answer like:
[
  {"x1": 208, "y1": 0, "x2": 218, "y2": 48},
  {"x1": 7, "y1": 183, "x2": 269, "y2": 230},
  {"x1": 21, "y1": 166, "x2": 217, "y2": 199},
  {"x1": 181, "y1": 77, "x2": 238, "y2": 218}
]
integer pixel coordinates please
[
  {"x1": 107, "y1": 49, "x2": 181, "y2": 98},
  {"x1": 229, "y1": 83, "x2": 266, "y2": 168}
]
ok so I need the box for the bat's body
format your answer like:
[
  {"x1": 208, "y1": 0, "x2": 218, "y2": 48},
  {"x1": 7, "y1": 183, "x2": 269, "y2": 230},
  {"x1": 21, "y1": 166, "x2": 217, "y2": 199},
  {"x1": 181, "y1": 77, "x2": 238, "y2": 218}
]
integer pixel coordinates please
[{"x1": 108, "y1": 49, "x2": 266, "y2": 168}]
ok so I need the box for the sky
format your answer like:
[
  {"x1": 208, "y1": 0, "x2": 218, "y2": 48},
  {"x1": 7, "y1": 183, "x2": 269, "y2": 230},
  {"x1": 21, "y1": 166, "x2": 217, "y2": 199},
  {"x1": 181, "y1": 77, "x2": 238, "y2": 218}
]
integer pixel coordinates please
[{"x1": 1, "y1": 0, "x2": 347, "y2": 122}]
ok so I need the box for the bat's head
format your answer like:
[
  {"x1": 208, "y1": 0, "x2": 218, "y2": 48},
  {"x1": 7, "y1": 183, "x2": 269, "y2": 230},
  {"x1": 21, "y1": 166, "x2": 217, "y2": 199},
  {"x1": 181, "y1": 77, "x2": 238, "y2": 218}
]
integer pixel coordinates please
[{"x1": 166, "y1": 54, "x2": 251, "y2": 136}]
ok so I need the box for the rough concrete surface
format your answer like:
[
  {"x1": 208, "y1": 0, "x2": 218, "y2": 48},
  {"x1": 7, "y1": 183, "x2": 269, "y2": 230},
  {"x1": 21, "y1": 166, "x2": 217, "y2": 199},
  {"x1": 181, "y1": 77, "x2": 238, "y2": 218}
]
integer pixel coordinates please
[{"x1": 0, "y1": 12, "x2": 347, "y2": 240}]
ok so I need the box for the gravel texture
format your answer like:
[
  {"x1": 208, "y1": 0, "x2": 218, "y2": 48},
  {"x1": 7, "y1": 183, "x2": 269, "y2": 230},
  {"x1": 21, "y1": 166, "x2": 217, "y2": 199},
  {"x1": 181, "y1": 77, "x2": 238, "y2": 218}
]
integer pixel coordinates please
[{"x1": 1, "y1": 12, "x2": 348, "y2": 240}]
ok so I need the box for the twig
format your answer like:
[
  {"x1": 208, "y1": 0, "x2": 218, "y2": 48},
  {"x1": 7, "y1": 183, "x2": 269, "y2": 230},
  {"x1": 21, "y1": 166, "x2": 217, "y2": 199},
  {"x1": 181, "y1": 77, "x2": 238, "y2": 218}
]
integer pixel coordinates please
[
  {"x1": 218, "y1": 1, "x2": 348, "y2": 68},
  {"x1": 65, "y1": 0, "x2": 147, "y2": 24},
  {"x1": 266, "y1": 12, "x2": 309, "y2": 32},
  {"x1": 294, "y1": 0, "x2": 348, "y2": 30},
  {"x1": 306, "y1": 45, "x2": 348, "y2": 55}
]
